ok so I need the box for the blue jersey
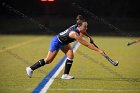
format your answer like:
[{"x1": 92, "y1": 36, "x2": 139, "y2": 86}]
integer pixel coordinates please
[
  {"x1": 57, "y1": 24, "x2": 80, "y2": 45},
  {"x1": 49, "y1": 24, "x2": 80, "y2": 52}
]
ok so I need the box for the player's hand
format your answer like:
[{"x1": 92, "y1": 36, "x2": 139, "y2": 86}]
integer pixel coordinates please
[
  {"x1": 89, "y1": 37, "x2": 94, "y2": 43},
  {"x1": 98, "y1": 49, "x2": 105, "y2": 55}
]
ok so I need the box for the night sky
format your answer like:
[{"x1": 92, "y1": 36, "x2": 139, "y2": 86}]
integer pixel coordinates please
[
  {"x1": 0, "y1": 0, "x2": 140, "y2": 18},
  {"x1": 0, "y1": 0, "x2": 140, "y2": 35}
]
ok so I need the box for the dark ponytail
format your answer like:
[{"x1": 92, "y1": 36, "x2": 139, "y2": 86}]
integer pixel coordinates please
[
  {"x1": 76, "y1": 15, "x2": 86, "y2": 26},
  {"x1": 76, "y1": 15, "x2": 84, "y2": 21}
]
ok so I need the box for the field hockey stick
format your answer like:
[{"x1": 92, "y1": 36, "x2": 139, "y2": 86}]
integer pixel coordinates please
[
  {"x1": 127, "y1": 41, "x2": 136, "y2": 46},
  {"x1": 91, "y1": 42, "x2": 119, "y2": 66},
  {"x1": 90, "y1": 41, "x2": 99, "y2": 48},
  {"x1": 102, "y1": 53, "x2": 119, "y2": 66},
  {"x1": 127, "y1": 39, "x2": 140, "y2": 46}
]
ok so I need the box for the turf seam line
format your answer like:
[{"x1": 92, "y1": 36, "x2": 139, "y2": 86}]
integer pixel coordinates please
[
  {"x1": 32, "y1": 41, "x2": 80, "y2": 93},
  {"x1": 0, "y1": 37, "x2": 43, "y2": 53}
]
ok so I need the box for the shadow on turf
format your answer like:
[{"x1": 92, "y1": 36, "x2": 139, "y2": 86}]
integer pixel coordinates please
[
  {"x1": 2, "y1": 47, "x2": 47, "y2": 75},
  {"x1": 76, "y1": 50, "x2": 140, "y2": 84}
]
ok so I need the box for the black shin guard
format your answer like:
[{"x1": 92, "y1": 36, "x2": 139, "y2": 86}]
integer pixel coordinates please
[
  {"x1": 64, "y1": 59, "x2": 73, "y2": 74},
  {"x1": 30, "y1": 59, "x2": 45, "y2": 70}
]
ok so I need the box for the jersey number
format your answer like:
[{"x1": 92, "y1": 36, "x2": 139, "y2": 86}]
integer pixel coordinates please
[{"x1": 60, "y1": 29, "x2": 68, "y2": 35}]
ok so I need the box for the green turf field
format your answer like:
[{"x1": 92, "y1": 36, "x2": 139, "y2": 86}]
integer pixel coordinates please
[{"x1": 0, "y1": 35, "x2": 140, "y2": 93}]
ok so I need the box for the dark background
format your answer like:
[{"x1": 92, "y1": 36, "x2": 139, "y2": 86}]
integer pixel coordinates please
[{"x1": 0, "y1": 0, "x2": 140, "y2": 36}]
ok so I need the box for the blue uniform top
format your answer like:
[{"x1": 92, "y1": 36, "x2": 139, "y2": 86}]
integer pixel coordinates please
[
  {"x1": 49, "y1": 24, "x2": 80, "y2": 52},
  {"x1": 57, "y1": 24, "x2": 80, "y2": 45}
]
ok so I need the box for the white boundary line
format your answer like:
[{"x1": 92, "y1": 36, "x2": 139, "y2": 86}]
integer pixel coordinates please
[
  {"x1": 33, "y1": 42, "x2": 80, "y2": 93},
  {"x1": 48, "y1": 88, "x2": 140, "y2": 92}
]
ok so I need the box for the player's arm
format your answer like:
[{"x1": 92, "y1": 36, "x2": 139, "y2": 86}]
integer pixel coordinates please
[
  {"x1": 135, "y1": 39, "x2": 140, "y2": 42},
  {"x1": 82, "y1": 32, "x2": 99, "y2": 48},
  {"x1": 83, "y1": 32, "x2": 94, "y2": 43},
  {"x1": 69, "y1": 31, "x2": 104, "y2": 54},
  {"x1": 127, "y1": 39, "x2": 140, "y2": 46}
]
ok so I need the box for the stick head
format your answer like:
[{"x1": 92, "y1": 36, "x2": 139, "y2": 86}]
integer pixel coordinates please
[
  {"x1": 114, "y1": 61, "x2": 119, "y2": 66},
  {"x1": 127, "y1": 42, "x2": 131, "y2": 46}
]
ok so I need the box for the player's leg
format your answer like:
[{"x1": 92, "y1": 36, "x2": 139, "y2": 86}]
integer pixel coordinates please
[
  {"x1": 30, "y1": 50, "x2": 58, "y2": 70},
  {"x1": 26, "y1": 35, "x2": 60, "y2": 78},
  {"x1": 60, "y1": 44, "x2": 75, "y2": 79},
  {"x1": 135, "y1": 39, "x2": 140, "y2": 42},
  {"x1": 26, "y1": 50, "x2": 58, "y2": 78}
]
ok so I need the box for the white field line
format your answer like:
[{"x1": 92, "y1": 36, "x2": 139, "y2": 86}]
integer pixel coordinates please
[
  {"x1": 48, "y1": 88, "x2": 140, "y2": 92},
  {"x1": 39, "y1": 42, "x2": 80, "y2": 93}
]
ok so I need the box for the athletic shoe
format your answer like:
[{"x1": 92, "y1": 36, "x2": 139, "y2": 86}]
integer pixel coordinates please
[
  {"x1": 26, "y1": 67, "x2": 33, "y2": 78},
  {"x1": 61, "y1": 74, "x2": 75, "y2": 79}
]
